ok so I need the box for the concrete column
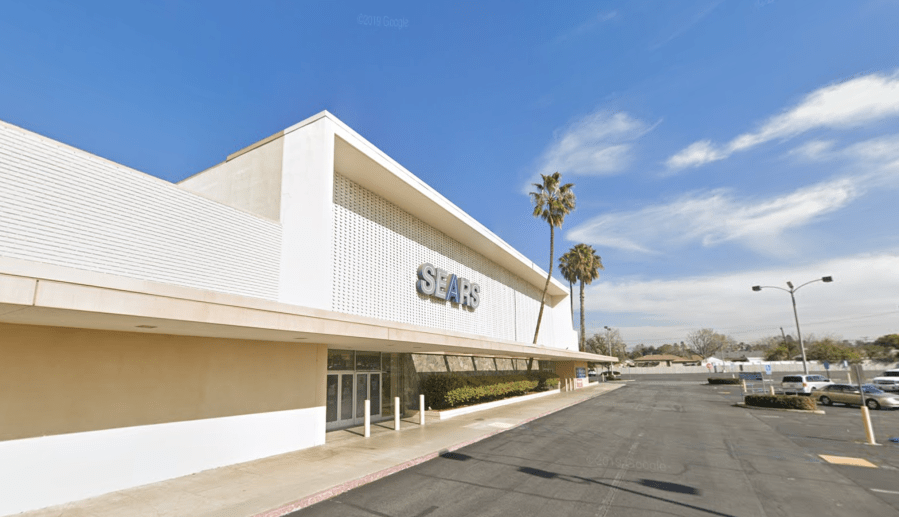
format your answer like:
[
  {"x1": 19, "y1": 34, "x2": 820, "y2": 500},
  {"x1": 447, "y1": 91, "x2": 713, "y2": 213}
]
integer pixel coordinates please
[
  {"x1": 394, "y1": 397, "x2": 400, "y2": 431},
  {"x1": 364, "y1": 399, "x2": 370, "y2": 438},
  {"x1": 419, "y1": 394, "x2": 425, "y2": 426}
]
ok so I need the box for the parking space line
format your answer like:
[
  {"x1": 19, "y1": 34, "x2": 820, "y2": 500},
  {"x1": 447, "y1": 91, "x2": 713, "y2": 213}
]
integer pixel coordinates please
[{"x1": 870, "y1": 488, "x2": 899, "y2": 495}]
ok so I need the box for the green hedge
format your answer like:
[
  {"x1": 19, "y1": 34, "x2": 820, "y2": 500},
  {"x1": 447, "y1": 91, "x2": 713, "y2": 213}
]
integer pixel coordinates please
[
  {"x1": 421, "y1": 372, "x2": 560, "y2": 410},
  {"x1": 707, "y1": 377, "x2": 742, "y2": 385},
  {"x1": 744, "y1": 394, "x2": 817, "y2": 411}
]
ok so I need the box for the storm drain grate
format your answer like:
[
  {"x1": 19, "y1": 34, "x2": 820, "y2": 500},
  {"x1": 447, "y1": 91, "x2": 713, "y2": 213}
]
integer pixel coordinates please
[{"x1": 818, "y1": 455, "x2": 878, "y2": 468}]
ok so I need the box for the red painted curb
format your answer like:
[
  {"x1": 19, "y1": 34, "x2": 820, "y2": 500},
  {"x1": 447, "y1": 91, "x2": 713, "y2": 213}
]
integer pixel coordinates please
[{"x1": 252, "y1": 387, "x2": 617, "y2": 517}]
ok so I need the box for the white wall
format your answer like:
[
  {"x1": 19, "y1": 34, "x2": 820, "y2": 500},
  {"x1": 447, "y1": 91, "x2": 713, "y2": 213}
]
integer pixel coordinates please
[
  {"x1": 330, "y1": 173, "x2": 574, "y2": 348},
  {"x1": 0, "y1": 407, "x2": 325, "y2": 516},
  {"x1": 0, "y1": 122, "x2": 282, "y2": 300},
  {"x1": 278, "y1": 119, "x2": 336, "y2": 310}
]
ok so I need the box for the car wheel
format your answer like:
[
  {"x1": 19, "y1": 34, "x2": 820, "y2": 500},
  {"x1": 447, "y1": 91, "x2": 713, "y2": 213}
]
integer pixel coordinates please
[
  {"x1": 819, "y1": 396, "x2": 832, "y2": 406},
  {"x1": 866, "y1": 399, "x2": 881, "y2": 410}
]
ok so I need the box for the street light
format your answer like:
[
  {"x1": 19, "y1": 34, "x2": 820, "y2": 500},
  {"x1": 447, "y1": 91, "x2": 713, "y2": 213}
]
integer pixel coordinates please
[
  {"x1": 604, "y1": 325, "x2": 613, "y2": 374},
  {"x1": 751, "y1": 276, "x2": 833, "y2": 375}
]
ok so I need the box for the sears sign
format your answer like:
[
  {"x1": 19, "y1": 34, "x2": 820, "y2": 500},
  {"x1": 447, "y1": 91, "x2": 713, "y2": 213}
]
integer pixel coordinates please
[{"x1": 416, "y1": 263, "x2": 480, "y2": 309}]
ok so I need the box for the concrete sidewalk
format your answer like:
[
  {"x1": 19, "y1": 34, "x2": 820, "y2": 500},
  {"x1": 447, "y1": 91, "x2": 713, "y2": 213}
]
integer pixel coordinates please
[{"x1": 13, "y1": 383, "x2": 624, "y2": 517}]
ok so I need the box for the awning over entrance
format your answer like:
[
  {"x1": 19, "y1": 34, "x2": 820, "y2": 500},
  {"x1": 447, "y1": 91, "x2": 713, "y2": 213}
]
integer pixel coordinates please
[{"x1": 0, "y1": 257, "x2": 615, "y2": 363}]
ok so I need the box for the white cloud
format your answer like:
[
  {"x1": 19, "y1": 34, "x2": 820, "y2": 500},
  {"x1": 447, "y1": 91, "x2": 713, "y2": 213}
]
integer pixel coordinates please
[
  {"x1": 566, "y1": 178, "x2": 858, "y2": 253},
  {"x1": 667, "y1": 70, "x2": 899, "y2": 171},
  {"x1": 788, "y1": 139, "x2": 835, "y2": 161},
  {"x1": 585, "y1": 252, "x2": 899, "y2": 345},
  {"x1": 532, "y1": 110, "x2": 657, "y2": 183}
]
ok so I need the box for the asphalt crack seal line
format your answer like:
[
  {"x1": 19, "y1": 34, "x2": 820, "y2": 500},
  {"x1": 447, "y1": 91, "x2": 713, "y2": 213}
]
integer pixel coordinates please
[
  {"x1": 595, "y1": 432, "x2": 642, "y2": 517},
  {"x1": 254, "y1": 385, "x2": 624, "y2": 517}
]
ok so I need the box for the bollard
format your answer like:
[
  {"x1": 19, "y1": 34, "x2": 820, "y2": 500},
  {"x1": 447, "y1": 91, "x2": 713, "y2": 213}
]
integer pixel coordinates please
[
  {"x1": 741, "y1": 380, "x2": 746, "y2": 393},
  {"x1": 394, "y1": 396, "x2": 400, "y2": 431},
  {"x1": 769, "y1": 385, "x2": 775, "y2": 396},
  {"x1": 860, "y1": 406, "x2": 878, "y2": 445},
  {"x1": 364, "y1": 399, "x2": 371, "y2": 438},
  {"x1": 419, "y1": 394, "x2": 425, "y2": 426}
]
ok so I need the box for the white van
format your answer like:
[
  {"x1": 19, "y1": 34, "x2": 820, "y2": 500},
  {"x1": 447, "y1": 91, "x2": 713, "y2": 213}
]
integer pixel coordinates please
[
  {"x1": 871, "y1": 369, "x2": 899, "y2": 392},
  {"x1": 781, "y1": 374, "x2": 832, "y2": 395}
]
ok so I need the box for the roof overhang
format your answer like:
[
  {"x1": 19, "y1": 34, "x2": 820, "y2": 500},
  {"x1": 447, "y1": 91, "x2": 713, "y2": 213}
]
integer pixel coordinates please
[
  {"x1": 0, "y1": 257, "x2": 610, "y2": 363},
  {"x1": 287, "y1": 111, "x2": 568, "y2": 299}
]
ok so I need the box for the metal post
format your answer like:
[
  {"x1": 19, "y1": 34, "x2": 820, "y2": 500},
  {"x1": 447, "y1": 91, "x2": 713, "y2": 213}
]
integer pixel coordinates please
[
  {"x1": 790, "y1": 291, "x2": 809, "y2": 375},
  {"x1": 419, "y1": 394, "x2": 425, "y2": 426},
  {"x1": 394, "y1": 396, "x2": 400, "y2": 431},
  {"x1": 364, "y1": 399, "x2": 371, "y2": 438}
]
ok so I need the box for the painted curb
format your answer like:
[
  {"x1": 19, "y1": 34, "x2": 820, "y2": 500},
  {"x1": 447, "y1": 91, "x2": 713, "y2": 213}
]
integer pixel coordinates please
[{"x1": 252, "y1": 384, "x2": 624, "y2": 517}]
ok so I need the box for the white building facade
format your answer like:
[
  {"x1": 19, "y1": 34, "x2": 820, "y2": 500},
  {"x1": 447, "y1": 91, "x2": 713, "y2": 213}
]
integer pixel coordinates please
[{"x1": 0, "y1": 111, "x2": 609, "y2": 514}]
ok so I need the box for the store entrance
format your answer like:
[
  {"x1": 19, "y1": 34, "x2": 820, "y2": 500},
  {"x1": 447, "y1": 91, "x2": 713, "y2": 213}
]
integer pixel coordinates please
[{"x1": 326, "y1": 372, "x2": 381, "y2": 431}]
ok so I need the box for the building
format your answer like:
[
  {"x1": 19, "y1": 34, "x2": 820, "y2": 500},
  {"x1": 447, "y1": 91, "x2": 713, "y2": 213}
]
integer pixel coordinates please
[{"x1": 0, "y1": 111, "x2": 612, "y2": 514}]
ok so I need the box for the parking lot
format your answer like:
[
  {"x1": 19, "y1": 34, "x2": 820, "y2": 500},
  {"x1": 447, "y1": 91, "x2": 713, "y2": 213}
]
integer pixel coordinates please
[{"x1": 292, "y1": 378, "x2": 899, "y2": 517}]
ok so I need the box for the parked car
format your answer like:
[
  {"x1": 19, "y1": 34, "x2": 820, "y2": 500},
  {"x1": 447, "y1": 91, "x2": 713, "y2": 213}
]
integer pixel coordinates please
[
  {"x1": 781, "y1": 374, "x2": 832, "y2": 395},
  {"x1": 871, "y1": 369, "x2": 899, "y2": 392},
  {"x1": 817, "y1": 384, "x2": 899, "y2": 410}
]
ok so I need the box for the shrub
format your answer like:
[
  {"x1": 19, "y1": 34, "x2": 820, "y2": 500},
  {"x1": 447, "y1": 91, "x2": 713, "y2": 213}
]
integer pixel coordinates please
[
  {"x1": 744, "y1": 394, "x2": 817, "y2": 411},
  {"x1": 708, "y1": 377, "x2": 742, "y2": 385},
  {"x1": 421, "y1": 372, "x2": 560, "y2": 410}
]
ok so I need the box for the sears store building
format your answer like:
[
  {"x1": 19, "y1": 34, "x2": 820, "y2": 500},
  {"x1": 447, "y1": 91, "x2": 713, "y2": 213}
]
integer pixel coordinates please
[{"x1": 0, "y1": 111, "x2": 610, "y2": 514}]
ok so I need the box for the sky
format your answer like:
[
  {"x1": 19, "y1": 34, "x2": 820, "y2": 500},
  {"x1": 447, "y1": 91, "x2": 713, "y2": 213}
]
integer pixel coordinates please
[{"x1": 1, "y1": 1, "x2": 898, "y2": 347}]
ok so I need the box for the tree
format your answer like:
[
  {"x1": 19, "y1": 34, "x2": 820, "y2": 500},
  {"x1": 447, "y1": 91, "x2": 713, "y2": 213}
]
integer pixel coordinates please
[
  {"x1": 585, "y1": 328, "x2": 625, "y2": 361},
  {"x1": 874, "y1": 334, "x2": 899, "y2": 349},
  {"x1": 806, "y1": 337, "x2": 862, "y2": 363},
  {"x1": 686, "y1": 328, "x2": 732, "y2": 359},
  {"x1": 559, "y1": 243, "x2": 604, "y2": 352},
  {"x1": 529, "y1": 172, "x2": 575, "y2": 345}
]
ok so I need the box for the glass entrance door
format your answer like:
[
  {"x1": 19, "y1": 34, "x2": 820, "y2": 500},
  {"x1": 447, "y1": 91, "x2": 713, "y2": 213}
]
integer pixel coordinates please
[{"x1": 326, "y1": 372, "x2": 381, "y2": 431}]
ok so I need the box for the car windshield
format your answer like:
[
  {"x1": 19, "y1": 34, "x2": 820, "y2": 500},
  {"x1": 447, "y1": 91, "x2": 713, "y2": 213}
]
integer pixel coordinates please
[{"x1": 862, "y1": 385, "x2": 884, "y2": 394}]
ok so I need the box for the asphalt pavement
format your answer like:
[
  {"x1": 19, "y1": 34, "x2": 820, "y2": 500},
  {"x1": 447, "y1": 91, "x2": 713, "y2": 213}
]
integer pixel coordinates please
[{"x1": 290, "y1": 379, "x2": 899, "y2": 517}]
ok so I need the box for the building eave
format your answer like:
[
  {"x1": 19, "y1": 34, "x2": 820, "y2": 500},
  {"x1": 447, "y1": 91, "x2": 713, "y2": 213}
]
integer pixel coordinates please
[{"x1": 0, "y1": 257, "x2": 608, "y2": 363}]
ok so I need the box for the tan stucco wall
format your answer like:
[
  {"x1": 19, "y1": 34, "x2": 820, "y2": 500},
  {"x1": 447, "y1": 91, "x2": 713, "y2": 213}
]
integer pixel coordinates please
[
  {"x1": 0, "y1": 323, "x2": 326, "y2": 441},
  {"x1": 555, "y1": 361, "x2": 588, "y2": 380}
]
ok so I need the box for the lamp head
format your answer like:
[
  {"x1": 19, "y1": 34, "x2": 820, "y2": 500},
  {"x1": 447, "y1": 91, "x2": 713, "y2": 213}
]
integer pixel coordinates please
[
  {"x1": 822, "y1": 276, "x2": 833, "y2": 282},
  {"x1": 751, "y1": 286, "x2": 761, "y2": 292},
  {"x1": 786, "y1": 281, "x2": 794, "y2": 289}
]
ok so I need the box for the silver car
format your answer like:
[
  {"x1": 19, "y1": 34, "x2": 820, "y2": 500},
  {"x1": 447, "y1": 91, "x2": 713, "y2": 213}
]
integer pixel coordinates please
[{"x1": 817, "y1": 384, "x2": 899, "y2": 410}]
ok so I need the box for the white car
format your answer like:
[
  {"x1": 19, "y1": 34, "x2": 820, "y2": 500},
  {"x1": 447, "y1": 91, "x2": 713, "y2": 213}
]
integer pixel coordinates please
[
  {"x1": 781, "y1": 374, "x2": 832, "y2": 395},
  {"x1": 871, "y1": 369, "x2": 899, "y2": 392}
]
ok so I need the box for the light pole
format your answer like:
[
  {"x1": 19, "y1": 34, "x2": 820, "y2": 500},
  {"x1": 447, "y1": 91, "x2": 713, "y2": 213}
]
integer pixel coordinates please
[
  {"x1": 604, "y1": 325, "x2": 613, "y2": 374},
  {"x1": 752, "y1": 276, "x2": 833, "y2": 375}
]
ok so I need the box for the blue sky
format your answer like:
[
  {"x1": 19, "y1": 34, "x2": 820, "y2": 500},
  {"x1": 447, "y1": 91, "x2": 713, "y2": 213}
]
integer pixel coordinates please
[{"x1": 2, "y1": 1, "x2": 898, "y2": 346}]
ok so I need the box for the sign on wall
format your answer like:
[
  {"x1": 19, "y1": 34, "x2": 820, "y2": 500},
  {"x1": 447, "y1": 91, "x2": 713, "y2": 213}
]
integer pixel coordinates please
[{"x1": 416, "y1": 263, "x2": 480, "y2": 309}]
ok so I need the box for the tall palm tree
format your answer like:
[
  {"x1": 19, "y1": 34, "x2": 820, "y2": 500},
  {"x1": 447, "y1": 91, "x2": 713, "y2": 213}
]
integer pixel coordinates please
[
  {"x1": 564, "y1": 243, "x2": 603, "y2": 352},
  {"x1": 558, "y1": 249, "x2": 578, "y2": 331},
  {"x1": 530, "y1": 171, "x2": 575, "y2": 345}
]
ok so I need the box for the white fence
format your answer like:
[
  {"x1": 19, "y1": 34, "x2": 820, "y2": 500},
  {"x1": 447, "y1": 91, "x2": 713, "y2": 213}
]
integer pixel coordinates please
[{"x1": 621, "y1": 360, "x2": 899, "y2": 376}]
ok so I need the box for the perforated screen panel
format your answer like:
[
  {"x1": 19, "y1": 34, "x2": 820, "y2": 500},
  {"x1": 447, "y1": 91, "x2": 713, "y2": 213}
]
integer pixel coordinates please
[{"x1": 332, "y1": 173, "x2": 549, "y2": 344}]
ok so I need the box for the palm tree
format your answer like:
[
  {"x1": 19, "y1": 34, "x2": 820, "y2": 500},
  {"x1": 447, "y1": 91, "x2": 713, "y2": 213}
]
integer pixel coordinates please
[
  {"x1": 529, "y1": 171, "x2": 575, "y2": 345},
  {"x1": 563, "y1": 243, "x2": 603, "y2": 352},
  {"x1": 558, "y1": 249, "x2": 578, "y2": 331}
]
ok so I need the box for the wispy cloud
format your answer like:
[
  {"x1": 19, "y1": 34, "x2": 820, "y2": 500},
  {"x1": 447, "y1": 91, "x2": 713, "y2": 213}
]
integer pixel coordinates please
[
  {"x1": 648, "y1": 1, "x2": 722, "y2": 51},
  {"x1": 567, "y1": 178, "x2": 859, "y2": 254},
  {"x1": 667, "y1": 70, "x2": 899, "y2": 171},
  {"x1": 788, "y1": 139, "x2": 836, "y2": 161},
  {"x1": 584, "y1": 252, "x2": 899, "y2": 344},
  {"x1": 551, "y1": 10, "x2": 618, "y2": 45},
  {"x1": 530, "y1": 110, "x2": 657, "y2": 187}
]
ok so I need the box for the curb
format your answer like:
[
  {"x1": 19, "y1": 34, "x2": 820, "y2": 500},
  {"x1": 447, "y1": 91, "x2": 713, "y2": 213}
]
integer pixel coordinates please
[
  {"x1": 252, "y1": 384, "x2": 623, "y2": 517},
  {"x1": 734, "y1": 402, "x2": 825, "y2": 414}
]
